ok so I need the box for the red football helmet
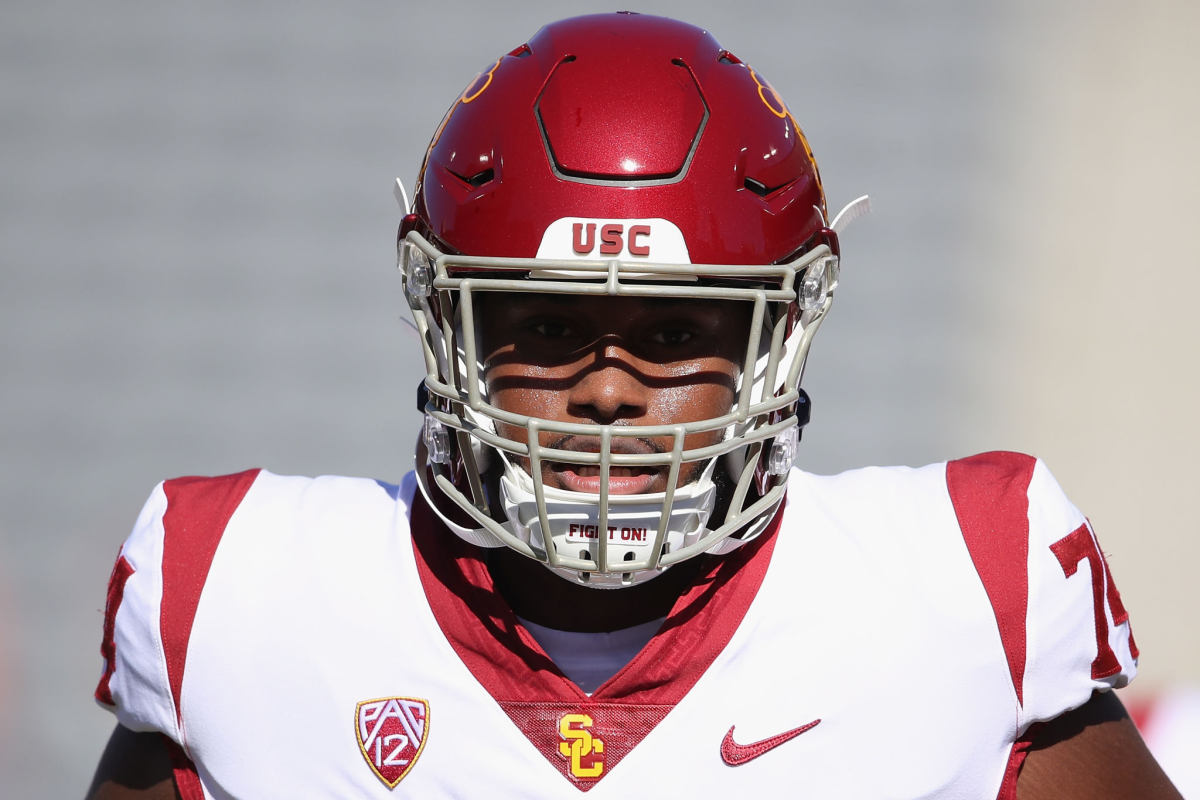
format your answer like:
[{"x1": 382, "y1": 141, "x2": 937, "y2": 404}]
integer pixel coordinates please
[{"x1": 398, "y1": 12, "x2": 860, "y2": 587}]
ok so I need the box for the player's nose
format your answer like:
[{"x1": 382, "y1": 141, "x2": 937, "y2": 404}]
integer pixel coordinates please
[{"x1": 567, "y1": 343, "x2": 649, "y2": 423}]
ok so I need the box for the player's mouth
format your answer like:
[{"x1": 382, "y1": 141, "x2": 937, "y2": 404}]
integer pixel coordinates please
[
  {"x1": 556, "y1": 463, "x2": 660, "y2": 495},
  {"x1": 546, "y1": 436, "x2": 663, "y2": 495}
]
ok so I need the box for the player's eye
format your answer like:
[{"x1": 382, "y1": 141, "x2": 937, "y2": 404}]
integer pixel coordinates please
[
  {"x1": 532, "y1": 321, "x2": 573, "y2": 338},
  {"x1": 648, "y1": 329, "x2": 694, "y2": 346}
]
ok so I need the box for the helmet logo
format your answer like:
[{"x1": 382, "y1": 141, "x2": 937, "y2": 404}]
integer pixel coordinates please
[
  {"x1": 748, "y1": 67, "x2": 825, "y2": 216},
  {"x1": 750, "y1": 68, "x2": 789, "y2": 120},
  {"x1": 416, "y1": 56, "x2": 503, "y2": 186},
  {"x1": 461, "y1": 58, "x2": 501, "y2": 104},
  {"x1": 537, "y1": 217, "x2": 691, "y2": 264}
]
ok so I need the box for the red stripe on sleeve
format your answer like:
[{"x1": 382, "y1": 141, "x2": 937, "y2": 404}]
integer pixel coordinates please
[
  {"x1": 995, "y1": 721, "x2": 1044, "y2": 800},
  {"x1": 946, "y1": 452, "x2": 1037, "y2": 706},
  {"x1": 160, "y1": 469, "x2": 259, "y2": 724},
  {"x1": 162, "y1": 734, "x2": 205, "y2": 800},
  {"x1": 95, "y1": 553, "x2": 135, "y2": 706}
]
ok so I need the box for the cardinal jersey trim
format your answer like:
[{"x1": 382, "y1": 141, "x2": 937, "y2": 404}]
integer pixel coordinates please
[
  {"x1": 162, "y1": 735, "x2": 204, "y2": 800},
  {"x1": 409, "y1": 487, "x2": 784, "y2": 790},
  {"x1": 160, "y1": 469, "x2": 260, "y2": 724},
  {"x1": 946, "y1": 452, "x2": 1036, "y2": 704},
  {"x1": 96, "y1": 554, "x2": 135, "y2": 706}
]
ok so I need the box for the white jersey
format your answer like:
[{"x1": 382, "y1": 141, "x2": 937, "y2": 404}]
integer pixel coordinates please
[{"x1": 95, "y1": 452, "x2": 1137, "y2": 799}]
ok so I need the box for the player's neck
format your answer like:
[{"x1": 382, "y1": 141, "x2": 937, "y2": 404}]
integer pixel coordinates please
[{"x1": 486, "y1": 547, "x2": 705, "y2": 633}]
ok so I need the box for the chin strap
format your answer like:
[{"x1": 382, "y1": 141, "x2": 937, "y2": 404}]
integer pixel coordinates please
[
  {"x1": 413, "y1": 439, "x2": 506, "y2": 548},
  {"x1": 703, "y1": 497, "x2": 782, "y2": 555}
]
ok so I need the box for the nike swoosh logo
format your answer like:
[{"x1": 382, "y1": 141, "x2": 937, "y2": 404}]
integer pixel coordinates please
[{"x1": 720, "y1": 719, "x2": 821, "y2": 766}]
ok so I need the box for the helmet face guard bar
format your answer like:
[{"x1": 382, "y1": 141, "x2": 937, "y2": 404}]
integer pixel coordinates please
[{"x1": 402, "y1": 229, "x2": 835, "y2": 578}]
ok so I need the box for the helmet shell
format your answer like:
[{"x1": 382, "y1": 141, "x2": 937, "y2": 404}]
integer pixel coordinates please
[{"x1": 412, "y1": 12, "x2": 827, "y2": 266}]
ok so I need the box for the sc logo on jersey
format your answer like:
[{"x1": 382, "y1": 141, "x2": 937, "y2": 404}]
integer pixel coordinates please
[
  {"x1": 355, "y1": 696, "x2": 429, "y2": 789},
  {"x1": 558, "y1": 713, "x2": 605, "y2": 780}
]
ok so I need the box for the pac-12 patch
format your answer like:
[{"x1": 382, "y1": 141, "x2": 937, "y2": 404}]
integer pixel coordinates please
[{"x1": 355, "y1": 697, "x2": 429, "y2": 788}]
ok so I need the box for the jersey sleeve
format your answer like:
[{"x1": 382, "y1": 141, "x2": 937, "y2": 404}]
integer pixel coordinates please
[
  {"x1": 946, "y1": 452, "x2": 1138, "y2": 736},
  {"x1": 95, "y1": 469, "x2": 262, "y2": 746},
  {"x1": 1020, "y1": 457, "x2": 1137, "y2": 731},
  {"x1": 95, "y1": 482, "x2": 182, "y2": 741}
]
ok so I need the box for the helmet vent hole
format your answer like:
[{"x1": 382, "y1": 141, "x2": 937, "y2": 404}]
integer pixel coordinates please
[
  {"x1": 744, "y1": 176, "x2": 796, "y2": 198},
  {"x1": 467, "y1": 168, "x2": 494, "y2": 187},
  {"x1": 562, "y1": 54, "x2": 577, "y2": 63},
  {"x1": 448, "y1": 167, "x2": 495, "y2": 188},
  {"x1": 744, "y1": 177, "x2": 769, "y2": 197},
  {"x1": 671, "y1": 58, "x2": 686, "y2": 67},
  {"x1": 508, "y1": 44, "x2": 532, "y2": 58},
  {"x1": 717, "y1": 50, "x2": 743, "y2": 65}
]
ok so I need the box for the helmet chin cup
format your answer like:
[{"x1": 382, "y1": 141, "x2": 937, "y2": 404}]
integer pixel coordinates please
[{"x1": 499, "y1": 459, "x2": 717, "y2": 589}]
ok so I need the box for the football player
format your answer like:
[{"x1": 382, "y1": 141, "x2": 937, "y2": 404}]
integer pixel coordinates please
[{"x1": 87, "y1": 13, "x2": 1180, "y2": 799}]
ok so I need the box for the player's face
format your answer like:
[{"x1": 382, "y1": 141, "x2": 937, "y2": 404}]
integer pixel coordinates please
[{"x1": 478, "y1": 293, "x2": 752, "y2": 495}]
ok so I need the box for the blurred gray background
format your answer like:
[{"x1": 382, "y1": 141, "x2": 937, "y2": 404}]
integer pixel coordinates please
[{"x1": 2, "y1": 0, "x2": 1197, "y2": 795}]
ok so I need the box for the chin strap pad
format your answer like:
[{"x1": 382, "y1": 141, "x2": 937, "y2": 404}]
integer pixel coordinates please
[
  {"x1": 830, "y1": 194, "x2": 871, "y2": 235},
  {"x1": 414, "y1": 441, "x2": 507, "y2": 548},
  {"x1": 393, "y1": 177, "x2": 411, "y2": 214}
]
